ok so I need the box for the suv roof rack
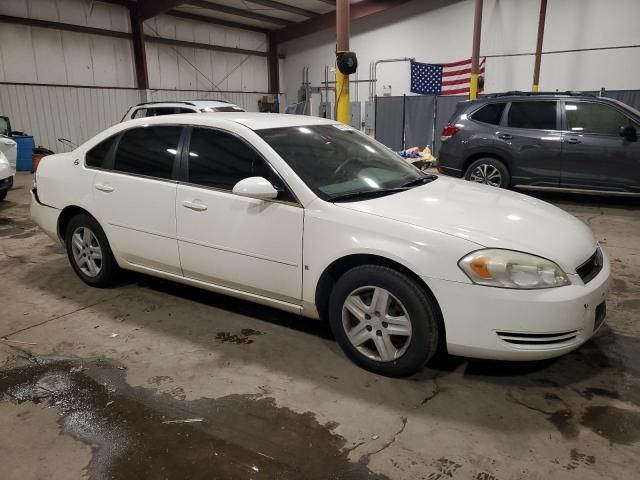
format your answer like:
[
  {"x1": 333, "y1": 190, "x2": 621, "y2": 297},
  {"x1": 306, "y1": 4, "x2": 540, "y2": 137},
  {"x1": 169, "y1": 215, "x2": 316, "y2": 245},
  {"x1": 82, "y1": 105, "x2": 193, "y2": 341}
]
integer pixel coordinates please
[
  {"x1": 483, "y1": 91, "x2": 595, "y2": 98},
  {"x1": 192, "y1": 98, "x2": 230, "y2": 103},
  {"x1": 134, "y1": 101, "x2": 197, "y2": 107}
]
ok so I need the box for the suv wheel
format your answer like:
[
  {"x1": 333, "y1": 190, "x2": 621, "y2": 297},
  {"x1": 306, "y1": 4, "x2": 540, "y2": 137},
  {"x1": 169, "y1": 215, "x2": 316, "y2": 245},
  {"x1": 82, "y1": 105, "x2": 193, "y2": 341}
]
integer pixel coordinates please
[
  {"x1": 465, "y1": 158, "x2": 510, "y2": 188},
  {"x1": 328, "y1": 265, "x2": 440, "y2": 377},
  {"x1": 65, "y1": 214, "x2": 120, "y2": 287}
]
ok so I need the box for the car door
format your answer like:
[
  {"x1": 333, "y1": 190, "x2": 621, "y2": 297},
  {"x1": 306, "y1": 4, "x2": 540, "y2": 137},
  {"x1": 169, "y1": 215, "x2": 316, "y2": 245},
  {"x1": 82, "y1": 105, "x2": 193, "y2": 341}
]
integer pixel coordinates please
[
  {"x1": 175, "y1": 126, "x2": 304, "y2": 302},
  {"x1": 92, "y1": 125, "x2": 184, "y2": 275},
  {"x1": 495, "y1": 100, "x2": 563, "y2": 187},
  {"x1": 561, "y1": 100, "x2": 640, "y2": 192}
]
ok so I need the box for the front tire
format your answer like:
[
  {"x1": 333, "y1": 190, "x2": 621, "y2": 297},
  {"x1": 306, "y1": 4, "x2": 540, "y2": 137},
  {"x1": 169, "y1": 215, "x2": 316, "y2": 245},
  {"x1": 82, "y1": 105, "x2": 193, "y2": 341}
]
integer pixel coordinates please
[
  {"x1": 328, "y1": 265, "x2": 440, "y2": 377},
  {"x1": 65, "y1": 214, "x2": 120, "y2": 287},
  {"x1": 465, "y1": 158, "x2": 510, "y2": 188}
]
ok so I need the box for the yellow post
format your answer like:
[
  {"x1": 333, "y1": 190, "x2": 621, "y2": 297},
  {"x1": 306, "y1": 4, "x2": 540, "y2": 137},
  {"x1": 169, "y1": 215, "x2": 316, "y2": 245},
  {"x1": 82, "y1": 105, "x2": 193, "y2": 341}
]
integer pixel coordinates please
[
  {"x1": 336, "y1": 69, "x2": 350, "y2": 124},
  {"x1": 469, "y1": 73, "x2": 479, "y2": 100},
  {"x1": 532, "y1": 83, "x2": 539, "y2": 92}
]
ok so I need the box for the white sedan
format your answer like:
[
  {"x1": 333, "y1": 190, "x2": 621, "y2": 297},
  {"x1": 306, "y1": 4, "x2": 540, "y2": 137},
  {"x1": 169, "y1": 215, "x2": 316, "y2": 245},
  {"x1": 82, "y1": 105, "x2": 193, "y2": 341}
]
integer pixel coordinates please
[
  {"x1": 0, "y1": 135, "x2": 17, "y2": 201},
  {"x1": 31, "y1": 113, "x2": 610, "y2": 376}
]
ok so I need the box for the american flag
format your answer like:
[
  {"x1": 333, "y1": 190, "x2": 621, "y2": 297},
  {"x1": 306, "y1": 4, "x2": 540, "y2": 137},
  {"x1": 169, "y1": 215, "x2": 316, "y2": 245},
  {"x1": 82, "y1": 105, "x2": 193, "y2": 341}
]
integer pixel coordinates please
[{"x1": 410, "y1": 58, "x2": 486, "y2": 96}]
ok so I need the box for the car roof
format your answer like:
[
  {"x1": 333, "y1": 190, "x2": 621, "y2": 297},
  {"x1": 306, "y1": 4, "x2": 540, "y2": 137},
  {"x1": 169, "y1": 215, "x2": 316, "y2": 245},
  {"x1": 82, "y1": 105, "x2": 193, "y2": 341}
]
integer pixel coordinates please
[
  {"x1": 121, "y1": 112, "x2": 340, "y2": 131},
  {"x1": 133, "y1": 100, "x2": 239, "y2": 109}
]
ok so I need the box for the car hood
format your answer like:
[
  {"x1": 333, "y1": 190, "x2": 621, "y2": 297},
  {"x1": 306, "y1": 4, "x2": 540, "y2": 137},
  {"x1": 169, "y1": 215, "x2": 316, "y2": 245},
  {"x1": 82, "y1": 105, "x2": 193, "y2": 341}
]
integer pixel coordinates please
[{"x1": 336, "y1": 176, "x2": 597, "y2": 273}]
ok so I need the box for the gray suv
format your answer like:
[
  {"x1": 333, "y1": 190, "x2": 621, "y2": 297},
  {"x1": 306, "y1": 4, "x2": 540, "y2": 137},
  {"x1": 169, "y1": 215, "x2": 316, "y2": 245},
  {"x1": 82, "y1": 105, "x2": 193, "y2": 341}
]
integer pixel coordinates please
[{"x1": 437, "y1": 92, "x2": 640, "y2": 196}]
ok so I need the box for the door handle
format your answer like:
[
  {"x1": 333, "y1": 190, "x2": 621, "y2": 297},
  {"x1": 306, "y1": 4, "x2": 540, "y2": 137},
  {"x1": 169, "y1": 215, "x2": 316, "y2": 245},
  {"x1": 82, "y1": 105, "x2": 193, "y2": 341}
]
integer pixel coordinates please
[
  {"x1": 564, "y1": 137, "x2": 581, "y2": 144},
  {"x1": 498, "y1": 134, "x2": 513, "y2": 140},
  {"x1": 95, "y1": 183, "x2": 114, "y2": 193},
  {"x1": 182, "y1": 200, "x2": 207, "y2": 212}
]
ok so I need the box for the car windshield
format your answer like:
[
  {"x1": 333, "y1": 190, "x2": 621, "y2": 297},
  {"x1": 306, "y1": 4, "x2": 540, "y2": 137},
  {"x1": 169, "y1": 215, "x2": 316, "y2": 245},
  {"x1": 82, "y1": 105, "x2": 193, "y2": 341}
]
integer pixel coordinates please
[{"x1": 257, "y1": 124, "x2": 432, "y2": 201}]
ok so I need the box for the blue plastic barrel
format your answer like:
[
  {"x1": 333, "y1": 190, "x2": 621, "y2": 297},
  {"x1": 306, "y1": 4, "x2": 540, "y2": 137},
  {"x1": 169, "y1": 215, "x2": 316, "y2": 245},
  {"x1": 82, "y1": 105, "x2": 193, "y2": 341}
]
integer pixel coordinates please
[{"x1": 11, "y1": 135, "x2": 36, "y2": 171}]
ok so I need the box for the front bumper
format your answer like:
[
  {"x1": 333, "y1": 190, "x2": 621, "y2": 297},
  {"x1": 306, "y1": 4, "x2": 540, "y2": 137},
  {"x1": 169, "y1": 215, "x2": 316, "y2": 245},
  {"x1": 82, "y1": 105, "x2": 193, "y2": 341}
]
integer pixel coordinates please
[
  {"x1": 424, "y1": 252, "x2": 611, "y2": 361},
  {"x1": 30, "y1": 188, "x2": 61, "y2": 243}
]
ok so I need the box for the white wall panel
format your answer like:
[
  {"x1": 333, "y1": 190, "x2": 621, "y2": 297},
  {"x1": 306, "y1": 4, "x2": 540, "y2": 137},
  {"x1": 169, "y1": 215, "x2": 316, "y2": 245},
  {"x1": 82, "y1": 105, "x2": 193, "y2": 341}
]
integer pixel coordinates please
[
  {"x1": 280, "y1": 0, "x2": 640, "y2": 106},
  {"x1": 0, "y1": 22, "x2": 135, "y2": 87},
  {"x1": 0, "y1": 0, "x2": 131, "y2": 33},
  {"x1": 0, "y1": 83, "x2": 266, "y2": 150},
  {"x1": 0, "y1": 84, "x2": 140, "y2": 150}
]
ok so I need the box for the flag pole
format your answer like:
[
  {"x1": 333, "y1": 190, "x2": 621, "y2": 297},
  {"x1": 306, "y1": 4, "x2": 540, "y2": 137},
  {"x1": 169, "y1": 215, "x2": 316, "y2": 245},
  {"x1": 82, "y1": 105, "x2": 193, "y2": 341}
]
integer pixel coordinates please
[
  {"x1": 532, "y1": 0, "x2": 548, "y2": 92},
  {"x1": 469, "y1": 0, "x2": 483, "y2": 100}
]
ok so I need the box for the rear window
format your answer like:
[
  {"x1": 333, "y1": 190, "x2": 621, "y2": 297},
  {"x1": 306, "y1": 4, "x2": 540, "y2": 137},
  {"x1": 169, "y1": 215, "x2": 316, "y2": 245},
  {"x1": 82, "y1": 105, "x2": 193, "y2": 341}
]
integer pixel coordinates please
[
  {"x1": 507, "y1": 101, "x2": 557, "y2": 130},
  {"x1": 113, "y1": 126, "x2": 182, "y2": 179},
  {"x1": 85, "y1": 136, "x2": 116, "y2": 168},
  {"x1": 471, "y1": 103, "x2": 506, "y2": 125}
]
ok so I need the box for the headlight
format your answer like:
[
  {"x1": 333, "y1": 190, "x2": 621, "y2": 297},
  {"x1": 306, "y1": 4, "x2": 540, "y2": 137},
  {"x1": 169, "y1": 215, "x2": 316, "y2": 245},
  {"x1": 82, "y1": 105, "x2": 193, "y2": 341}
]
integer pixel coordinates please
[{"x1": 459, "y1": 249, "x2": 570, "y2": 289}]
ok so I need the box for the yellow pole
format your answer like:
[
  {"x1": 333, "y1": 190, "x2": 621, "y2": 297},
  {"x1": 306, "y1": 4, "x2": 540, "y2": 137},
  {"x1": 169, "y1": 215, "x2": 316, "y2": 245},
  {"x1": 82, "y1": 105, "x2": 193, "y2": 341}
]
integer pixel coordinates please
[
  {"x1": 336, "y1": 0, "x2": 350, "y2": 124},
  {"x1": 336, "y1": 68, "x2": 350, "y2": 124},
  {"x1": 469, "y1": 73, "x2": 479, "y2": 100}
]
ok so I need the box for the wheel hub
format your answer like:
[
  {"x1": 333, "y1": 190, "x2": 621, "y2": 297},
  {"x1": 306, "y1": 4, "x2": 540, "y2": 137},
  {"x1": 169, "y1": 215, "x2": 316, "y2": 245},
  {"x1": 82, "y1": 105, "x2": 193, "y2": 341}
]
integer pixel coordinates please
[{"x1": 341, "y1": 286, "x2": 412, "y2": 362}]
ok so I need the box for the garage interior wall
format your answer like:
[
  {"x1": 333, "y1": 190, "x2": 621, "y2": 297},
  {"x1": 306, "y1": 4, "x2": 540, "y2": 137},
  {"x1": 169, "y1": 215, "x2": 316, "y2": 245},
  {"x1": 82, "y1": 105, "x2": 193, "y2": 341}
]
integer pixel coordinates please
[
  {"x1": 0, "y1": 0, "x2": 270, "y2": 150},
  {"x1": 280, "y1": 0, "x2": 640, "y2": 110}
]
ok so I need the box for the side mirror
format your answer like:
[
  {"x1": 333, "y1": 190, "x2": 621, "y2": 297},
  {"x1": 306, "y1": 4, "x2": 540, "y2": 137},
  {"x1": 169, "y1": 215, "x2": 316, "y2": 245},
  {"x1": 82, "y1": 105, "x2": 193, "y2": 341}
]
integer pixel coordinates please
[
  {"x1": 232, "y1": 176, "x2": 278, "y2": 200},
  {"x1": 620, "y1": 125, "x2": 637, "y2": 139}
]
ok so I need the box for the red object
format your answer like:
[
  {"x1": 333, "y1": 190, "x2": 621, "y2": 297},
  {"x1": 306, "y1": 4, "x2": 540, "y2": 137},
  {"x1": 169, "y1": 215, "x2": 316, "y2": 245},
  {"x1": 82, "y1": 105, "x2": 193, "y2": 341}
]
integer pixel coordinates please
[
  {"x1": 437, "y1": 166, "x2": 445, "y2": 174},
  {"x1": 441, "y1": 124, "x2": 461, "y2": 141}
]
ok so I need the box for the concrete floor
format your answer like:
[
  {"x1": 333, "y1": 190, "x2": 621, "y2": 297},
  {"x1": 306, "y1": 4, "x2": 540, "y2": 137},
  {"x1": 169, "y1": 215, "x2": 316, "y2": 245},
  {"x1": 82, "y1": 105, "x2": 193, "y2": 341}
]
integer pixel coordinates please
[{"x1": 1, "y1": 172, "x2": 639, "y2": 480}]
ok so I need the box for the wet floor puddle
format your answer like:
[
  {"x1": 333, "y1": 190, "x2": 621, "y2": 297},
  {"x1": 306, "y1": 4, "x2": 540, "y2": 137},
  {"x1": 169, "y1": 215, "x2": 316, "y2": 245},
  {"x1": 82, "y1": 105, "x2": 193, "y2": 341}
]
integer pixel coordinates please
[{"x1": 0, "y1": 355, "x2": 386, "y2": 479}]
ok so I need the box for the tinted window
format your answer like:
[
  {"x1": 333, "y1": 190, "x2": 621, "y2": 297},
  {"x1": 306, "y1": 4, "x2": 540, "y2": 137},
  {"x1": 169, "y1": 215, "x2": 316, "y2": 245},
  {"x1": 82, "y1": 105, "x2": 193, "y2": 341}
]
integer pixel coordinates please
[
  {"x1": 133, "y1": 107, "x2": 178, "y2": 119},
  {"x1": 472, "y1": 103, "x2": 506, "y2": 125},
  {"x1": 86, "y1": 136, "x2": 116, "y2": 168},
  {"x1": 188, "y1": 128, "x2": 293, "y2": 201},
  {"x1": 176, "y1": 108, "x2": 196, "y2": 114},
  {"x1": 565, "y1": 102, "x2": 637, "y2": 135},
  {"x1": 113, "y1": 126, "x2": 182, "y2": 179},
  {"x1": 507, "y1": 101, "x2": 557, "y2": 130}
]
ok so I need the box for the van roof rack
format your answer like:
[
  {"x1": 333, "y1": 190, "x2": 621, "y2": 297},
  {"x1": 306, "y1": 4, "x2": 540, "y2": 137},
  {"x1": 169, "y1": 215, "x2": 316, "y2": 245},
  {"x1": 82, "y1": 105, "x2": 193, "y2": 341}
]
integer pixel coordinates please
[{"x1": 483, "y1": 91, "x2": 595, "y2": 98}]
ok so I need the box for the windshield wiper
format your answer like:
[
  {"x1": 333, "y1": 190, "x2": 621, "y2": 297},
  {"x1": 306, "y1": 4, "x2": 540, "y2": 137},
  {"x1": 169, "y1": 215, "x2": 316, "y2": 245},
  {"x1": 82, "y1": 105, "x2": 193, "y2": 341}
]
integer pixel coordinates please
[
  {"x1": 401, "y1": 174, "x2": 437, "y2": 188},
  {"x1": 330, "y1": 187, "x2": 409, "y2": 203}
]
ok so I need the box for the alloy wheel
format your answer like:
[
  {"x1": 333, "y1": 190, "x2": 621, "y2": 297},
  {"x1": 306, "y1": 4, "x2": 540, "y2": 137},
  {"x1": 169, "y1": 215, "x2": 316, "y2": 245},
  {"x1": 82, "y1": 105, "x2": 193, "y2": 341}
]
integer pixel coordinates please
[
  {"x1": 341, "y1": 286, "x2": 412, "y2": 362},
  {"x1": 71, "y1": 226, "x2": 103, "y2": 277},
  {"x1": 469, "y1": 164, "x2": 502, "y2": 187}
]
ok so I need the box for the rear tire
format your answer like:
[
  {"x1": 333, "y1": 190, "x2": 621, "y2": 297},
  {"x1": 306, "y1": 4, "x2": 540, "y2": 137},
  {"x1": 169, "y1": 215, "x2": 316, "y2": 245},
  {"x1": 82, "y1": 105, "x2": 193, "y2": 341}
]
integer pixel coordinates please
[
  {"x1": 0, "y1": 191, "x2": 6, "y2": 201},
  {"x1": 465, "y1": 158, "x2": 510, "y2": 188},
  {"x1": 65, "y1": 214, "x2": 120, "y2": 287},
  {"x1": 328, "y1": 265, "x2": 440, "y2": 377}
]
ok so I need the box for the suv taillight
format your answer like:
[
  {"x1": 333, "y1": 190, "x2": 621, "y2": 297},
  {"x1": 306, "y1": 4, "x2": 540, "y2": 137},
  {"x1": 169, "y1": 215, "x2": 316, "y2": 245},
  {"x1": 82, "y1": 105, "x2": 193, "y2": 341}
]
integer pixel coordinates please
[{"x1": 441, "y1": 124, "x2": 461, "y2": 141}]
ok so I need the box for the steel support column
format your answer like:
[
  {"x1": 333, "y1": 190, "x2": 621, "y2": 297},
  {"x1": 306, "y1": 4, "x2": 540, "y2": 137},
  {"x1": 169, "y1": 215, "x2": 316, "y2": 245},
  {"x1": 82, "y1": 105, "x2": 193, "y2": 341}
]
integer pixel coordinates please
[
  {"x1": 532, "y1": 0, "x2": 548, "y2": 92},
  {"x1": 268, "y1": 34, "x2": 280, "y2": 95},
  {"x1": 336, "y1": 0, "x2": 350, "y2": 124},
  {"x1": 130, "y1": 7, "x2": 149, "y2": 90},
  {"x1": 469, "y1": 0, "x2": 483, "y2": 100}
]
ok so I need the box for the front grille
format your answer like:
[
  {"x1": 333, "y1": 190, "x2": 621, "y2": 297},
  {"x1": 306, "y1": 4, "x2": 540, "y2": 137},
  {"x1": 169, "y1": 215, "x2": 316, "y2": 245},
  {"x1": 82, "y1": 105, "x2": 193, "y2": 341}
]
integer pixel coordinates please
[
  {"x1": 576, "y1": 248, "x2": 603, "y2": 284},
  {"x1": 497, "y1": 330, "x2": 579, "y2": 347}
]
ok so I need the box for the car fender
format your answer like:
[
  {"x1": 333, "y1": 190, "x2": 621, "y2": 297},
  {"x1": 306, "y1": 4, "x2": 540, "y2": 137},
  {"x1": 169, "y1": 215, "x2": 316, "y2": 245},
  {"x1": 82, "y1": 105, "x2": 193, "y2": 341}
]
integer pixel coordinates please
[{"x1": 302, "y1": 202, "x2": 478, "y2": 305}]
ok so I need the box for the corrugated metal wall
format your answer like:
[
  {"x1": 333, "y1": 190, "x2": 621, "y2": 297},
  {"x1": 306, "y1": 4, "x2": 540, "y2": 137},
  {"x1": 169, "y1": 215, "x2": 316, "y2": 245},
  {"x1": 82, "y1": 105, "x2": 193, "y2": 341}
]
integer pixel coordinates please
[{"x1": 0, "y1": 83, "x2": 267, "y2": 151}]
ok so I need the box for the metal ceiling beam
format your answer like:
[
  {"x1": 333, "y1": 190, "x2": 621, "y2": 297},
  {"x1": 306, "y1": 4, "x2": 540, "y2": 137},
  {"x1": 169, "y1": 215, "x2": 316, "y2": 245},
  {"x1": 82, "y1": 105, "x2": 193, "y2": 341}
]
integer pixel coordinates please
[
  {"x1": 273, "y1": 0, "x2": 413, "y2": 43},
  {"x1": 165, "y1": 9, "x2": 269, "y2": 33},
  {"x1": 189, "y1": 0, "x2": 291, "y2": 26},
  {"x1": 138, "y1": 0, "x2": 187, "y2": 20},
  {"x1": 145, "y1": 35, "x2": 269, "y2": 57},
  {"x1": 245, "y1": 0, "x2": 317, "y2": 18},
  {"x1": 0, "y1": 14, "x2": 131, "y2": 39}
]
